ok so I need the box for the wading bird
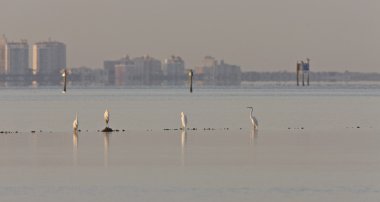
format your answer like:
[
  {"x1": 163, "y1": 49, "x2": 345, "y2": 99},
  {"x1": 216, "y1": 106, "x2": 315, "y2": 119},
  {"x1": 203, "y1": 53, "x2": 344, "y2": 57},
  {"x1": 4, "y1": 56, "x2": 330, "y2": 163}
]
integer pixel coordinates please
[
  {"x1": 247, "y1": 107, "x2": 258, "y2": 130},
  {"x1": 73, "y1": 113, "x2": 78, "y2": 132},
  {"x1": 104, "y1": 109, "x2": 109, "y2": 128},
  {"x1": 181, "y1": 112, "x2": 187, "y2": 130}
]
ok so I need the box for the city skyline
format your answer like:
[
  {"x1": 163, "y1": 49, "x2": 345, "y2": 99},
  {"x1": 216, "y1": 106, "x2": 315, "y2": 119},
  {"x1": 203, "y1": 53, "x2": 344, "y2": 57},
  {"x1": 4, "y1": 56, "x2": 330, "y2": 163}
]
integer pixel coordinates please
[
  {"x1": 0, "y1": 37, "x2": 29, "y2": 75},
  {"x1": 32, "y1": 40, "x2": 66, "y2": 75},
  {"x1": 0, "y1": 0, "x2": 379, "y2": 72},
  {"x1": 0, "y1": 36, "x2": 66, "y2": 76}
]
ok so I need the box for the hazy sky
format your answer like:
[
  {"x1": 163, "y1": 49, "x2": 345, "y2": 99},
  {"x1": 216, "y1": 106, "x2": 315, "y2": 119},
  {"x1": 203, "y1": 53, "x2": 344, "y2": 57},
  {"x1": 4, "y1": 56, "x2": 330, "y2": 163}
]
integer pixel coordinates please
[{"x1": 1, "y1": 0, "x2": 379, "y2": 72}]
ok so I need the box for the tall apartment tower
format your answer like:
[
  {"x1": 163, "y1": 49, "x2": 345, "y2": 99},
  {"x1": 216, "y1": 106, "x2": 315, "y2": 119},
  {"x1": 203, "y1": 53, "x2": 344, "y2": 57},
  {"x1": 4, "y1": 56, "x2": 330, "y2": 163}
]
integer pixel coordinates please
[
  {"x1": 163, "y1": 55, "x2": 185, "y2": 79},
  {"x1": 32, "y1": 40, "x2": 66, "y2": 75},
  {"x1": 133, "y1": 55, "x2": 162, "y2": 85},
  {"x1": 0, "y1": 35, "x2": 29, "y2": 75},
  {"x1": 0, "y1": 36, "x2": 5, "y2": 74}
]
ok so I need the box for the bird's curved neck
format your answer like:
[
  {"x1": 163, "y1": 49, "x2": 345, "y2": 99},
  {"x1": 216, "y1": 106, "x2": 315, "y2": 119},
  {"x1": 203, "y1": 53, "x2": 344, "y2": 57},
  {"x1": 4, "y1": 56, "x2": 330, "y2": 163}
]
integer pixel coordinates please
[{"x1": 250, "y1": 108, "x2": 253, "y2": 116}]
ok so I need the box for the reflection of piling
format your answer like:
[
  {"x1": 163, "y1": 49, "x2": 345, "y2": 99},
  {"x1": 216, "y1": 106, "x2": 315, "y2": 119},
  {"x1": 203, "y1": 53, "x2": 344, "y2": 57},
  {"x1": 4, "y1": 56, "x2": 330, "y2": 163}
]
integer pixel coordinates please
[
  {"x1": 307, "y1": 71, "x2": 309, "y2": 86},
  {"x1": 188, "y1": 70, "x2": 193, "y2": 93},
  {"x1": 302, "y1": 70, "x2": 305, "y2": 86}
]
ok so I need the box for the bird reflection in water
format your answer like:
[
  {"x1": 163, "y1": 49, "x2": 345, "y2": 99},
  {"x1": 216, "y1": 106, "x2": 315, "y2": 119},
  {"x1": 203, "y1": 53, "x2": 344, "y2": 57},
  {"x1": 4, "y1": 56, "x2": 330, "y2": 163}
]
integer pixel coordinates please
[
  {"x1": 250, "y1": 128, "x2": 258, "y2": 145},
  {"x1": 73, "y1": 131, "x2": 78, "y2": 166},
  {"x1": 104, "y1": 132, "x2": 110, "y2": 168},
  {"x1": 180, "y1": 130, "x2": 187, "y2": 166}
]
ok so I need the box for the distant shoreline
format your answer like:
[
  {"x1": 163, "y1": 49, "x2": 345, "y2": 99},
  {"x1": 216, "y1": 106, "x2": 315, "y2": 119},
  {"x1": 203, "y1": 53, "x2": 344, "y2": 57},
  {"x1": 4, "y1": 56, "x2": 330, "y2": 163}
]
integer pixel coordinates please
[{"x1": 1, "y1": 80, "x2": 380, "y2": 89}]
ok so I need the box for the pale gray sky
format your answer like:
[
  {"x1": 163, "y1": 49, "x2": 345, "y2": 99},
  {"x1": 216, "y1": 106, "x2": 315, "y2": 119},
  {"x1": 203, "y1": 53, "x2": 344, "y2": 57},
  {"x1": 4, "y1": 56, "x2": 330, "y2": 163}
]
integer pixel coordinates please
[{"x1": 1, "y1": 0, "x2": 379, "y2": 72}]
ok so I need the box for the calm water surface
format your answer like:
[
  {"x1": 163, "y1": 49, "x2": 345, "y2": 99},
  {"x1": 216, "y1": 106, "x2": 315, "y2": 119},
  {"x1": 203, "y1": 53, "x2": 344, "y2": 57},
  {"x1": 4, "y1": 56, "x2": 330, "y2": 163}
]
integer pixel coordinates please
[{"x1": 0, "y1": 86, "x2": 380, "y2": 201}]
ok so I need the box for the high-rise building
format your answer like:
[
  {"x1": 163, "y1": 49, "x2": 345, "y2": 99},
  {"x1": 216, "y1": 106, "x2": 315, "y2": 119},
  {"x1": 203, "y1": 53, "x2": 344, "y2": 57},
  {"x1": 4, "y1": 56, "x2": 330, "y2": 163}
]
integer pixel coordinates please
[
  {"x1": 202, "y1": 56, "x2": 218, "y2": 68},
  {"x1": 0, "y1": 36, "x2": 6, "y2": 74},
  {"x1": 104, "y1": 55, "x2": 131, "y2": 85},
  {"x1": 104, "y1": 60, "x2": 119, "y2": 85},
  {"x1": 0, "y1": 36, "x2": 29, "y2": 75},
  {"x1": 32, "y1": 40, "x2": 66, "y2": 75},
  {"x1": 163, "y1": 55, "x2": 185, "y2": 79},
  {"x1": 195, "y1": 56, "x2": 241, "y2": 85},
  {"x1": 114, "y1": 56, "x2": 138, "y2": 85},
  {"x1": 104, "y1": 55, "x2": 163, "y2": 85},
  {"x1": 133, "y1": 55, "x2": 162, "y2": 85}
]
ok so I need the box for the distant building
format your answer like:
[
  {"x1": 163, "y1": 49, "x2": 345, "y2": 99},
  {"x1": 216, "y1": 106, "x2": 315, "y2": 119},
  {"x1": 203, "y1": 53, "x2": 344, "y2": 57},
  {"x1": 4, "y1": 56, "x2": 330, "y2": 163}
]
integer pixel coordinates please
[
  {"x1": 32, "y1": 40, "x2": 66, "y2": 75},
  {"x1": 114, "y1": 56, "x2": 138, "y2": 85},
  {"x1": 70, "y1": 66, "x2": 107, "y2": 85},
  {"x1": 133, "y1": 55, "x2": 162, "y2": 85},
  {"x1": 202, "y1": 56, "x2": 218, "y2": 68},
  {"x1": 0, "y1": 36, "x2": 5, "y2": 74},
  {"x1": 162, "y1": 55, "x2": 185, "y2": 84},
  {"x1": 216, "y1": 60, "x2": 241, "y2": 85},
  {"x1": 0, "y1": 35, "x2": 29, "y2": 75},
  {"x1": 195, "y1": 56, "x2": 241, "y2": 85},
  {"x1": 195, "y1": 56, "x2": 218, "y2": 81},
  {"x1": 104, "y1": 55, "x2": 163, "y2": 85},
  {"x1": 104, "y1": 60, "x2": 120, "y2": 85}
]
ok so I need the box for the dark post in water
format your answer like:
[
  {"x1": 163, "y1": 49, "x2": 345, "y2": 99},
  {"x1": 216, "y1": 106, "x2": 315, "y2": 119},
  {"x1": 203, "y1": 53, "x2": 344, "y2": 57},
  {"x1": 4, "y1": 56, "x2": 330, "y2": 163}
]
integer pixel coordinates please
[
  {"x1": 62, "y1": 69, "x2": 68, "y2": 93},
  {"x1": 296, "y1": 62, "x2": 301, "y2": 86},
  {"x1": 306, "y1": 58, "x2": 310, "y2": 86},
  {"x1": 296, "y1": 58, "x2": 310, "y2": 86},
  {"x1": 188, "y1": 69, "x2": 193, "y2": 93}
]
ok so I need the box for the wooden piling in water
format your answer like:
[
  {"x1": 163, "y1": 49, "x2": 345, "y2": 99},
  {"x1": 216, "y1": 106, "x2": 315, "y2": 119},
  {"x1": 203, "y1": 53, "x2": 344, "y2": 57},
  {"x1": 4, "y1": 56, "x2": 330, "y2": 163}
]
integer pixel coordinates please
[
  {"x1": 297, "y1": 59, "x2": 311, "y2": 87},
  {"x1": 296, "y1": 62, "x2": 301, "y2": 86},
  {"x1": 188, "y1": 69, "x2": 193, "y2": 93},
  {"x1": 62, "y1": 69, "x2": 67, "y2": 93}
]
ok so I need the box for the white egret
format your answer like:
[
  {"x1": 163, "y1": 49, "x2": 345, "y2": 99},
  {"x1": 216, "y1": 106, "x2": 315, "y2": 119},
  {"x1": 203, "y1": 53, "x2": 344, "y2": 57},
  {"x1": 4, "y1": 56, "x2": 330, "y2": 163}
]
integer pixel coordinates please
[
  {"x1": 247, "y1": 107, "x2": 258, "y2": 130},
  {"x1": 73, "y1": 113, "x2": 78, "y2": 132},
  {"x1": 104, "y1": 109, "x2": 109, "y2": 127},
  {"x1": 181, "y1": 112, "x2": 187, "y2": 130}
]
